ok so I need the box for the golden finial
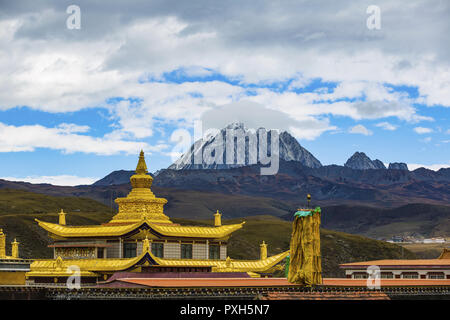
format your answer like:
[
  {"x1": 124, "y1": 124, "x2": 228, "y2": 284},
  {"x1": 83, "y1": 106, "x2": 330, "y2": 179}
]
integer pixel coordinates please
[
  {"x1": 260, "y1": 241, "x2": 267, "y2": 260},
  {"x1": 55, "y1": 256, "x2": 63, "y2": 270},
  {"x1": 136, "y1": 149, "x2": 148, "y2": 175},
  {"x1": 142, "y1": 236, "x2": 150, "y2": 253},
  {"x1": 214, "y1": 210, "x2": 222, "y2": 227},
  {"x1": 11, "y1": 238, "x2": 19, "y2": 259},
  {"x1": 307, "y1": 194, "x2": 311, "y2": 208},
  {"x1": 59, "y1": 209, "x2": 66, "y2": 225},
  {"x1": 0, "y1": 229, "x2": 5, "y2": 258}
]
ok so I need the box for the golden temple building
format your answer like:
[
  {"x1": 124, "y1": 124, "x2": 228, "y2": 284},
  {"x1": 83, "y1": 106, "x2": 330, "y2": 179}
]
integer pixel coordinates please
[{"x1": 27, "y1": 151, "x2": 288, "y2": 285}]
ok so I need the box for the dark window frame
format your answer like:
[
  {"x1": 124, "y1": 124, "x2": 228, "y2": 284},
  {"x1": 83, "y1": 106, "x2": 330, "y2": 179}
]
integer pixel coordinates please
[
  {"x1": 123, "y1": 242, "x2": 137, "y2": 258},
  {"x1": 151, "y1": 242, "x2": 164, "y2": 258},
  {"x1": 97, "y1": 247, "x2": 104, "y2": 259},
  {"x1": 181, "y1": 243, "x2": 193, "y2": 259},
  {"x1": 209, "y1": 244, "x2": 220, "y2": 260}
]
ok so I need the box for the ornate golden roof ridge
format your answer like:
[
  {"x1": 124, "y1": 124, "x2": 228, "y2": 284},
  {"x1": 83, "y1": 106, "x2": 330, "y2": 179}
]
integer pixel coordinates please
[{"x1": 35, "y1": 218, "x2": 245, "y2": 239}]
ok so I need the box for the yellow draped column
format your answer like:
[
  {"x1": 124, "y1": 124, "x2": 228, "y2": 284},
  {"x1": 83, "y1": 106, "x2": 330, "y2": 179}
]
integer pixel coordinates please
[{"x1": 287, "y1": 207, "x2": 322, "y2": 286}]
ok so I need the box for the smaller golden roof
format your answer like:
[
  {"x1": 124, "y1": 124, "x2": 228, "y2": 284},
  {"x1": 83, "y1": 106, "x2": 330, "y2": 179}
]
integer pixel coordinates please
[{"x1": 27, "y1": 248, "x2": 289, "y2": 277}]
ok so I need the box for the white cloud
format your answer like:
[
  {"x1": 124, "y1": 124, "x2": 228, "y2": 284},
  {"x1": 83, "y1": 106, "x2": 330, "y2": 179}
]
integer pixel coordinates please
[
  {"x1": 376, "y1": 122, "x2": 398, "y2": 131},
  {"x1": 0, "y1": 122, "x2": 167, "y2": 155},
  {"x1": 0, "y1": 175, "x2": 99, "y2": 186},
  {"x1": 407, "y1": 163, "x2": 450, "y2": 171},
  {"x1": 0, "y1": 0, "x2": 448, "y2": 156},
  {"x1": 414, "y1": 127, "x2": 433, "y2": 134},
  {"x1": 57, "y1": 123, "x2": 91, "y2": 134},
  {"x1": 200, "y1": 100, "x2": 336, "y2": 140},
  {"x1": 349, "y1": 124, "x2": 373, "y2": 136},
  {"x1": 1, "y1": 3, "x2": 447, "y2": 116}
]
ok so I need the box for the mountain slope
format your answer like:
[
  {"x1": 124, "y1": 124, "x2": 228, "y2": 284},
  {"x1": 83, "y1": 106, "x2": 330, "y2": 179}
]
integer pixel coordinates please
[
  {"x1": 93, "y1": 170, "x2": 135, "y2": 186},
  {"x1": 318, "y1": 203, "x2": 450, "y2": 239},
  {"x1": 0, "y1": 188, "x2": 112, "y2": 214}
]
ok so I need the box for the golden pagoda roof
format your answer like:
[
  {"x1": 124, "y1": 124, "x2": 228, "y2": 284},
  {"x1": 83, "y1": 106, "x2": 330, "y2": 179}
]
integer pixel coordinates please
[
  {"x1": 27, "y1": 249, "x2": 289, "y2": 277},
  {"x1": 35, "y1": 218, "x2": 245, "y2": 239}
]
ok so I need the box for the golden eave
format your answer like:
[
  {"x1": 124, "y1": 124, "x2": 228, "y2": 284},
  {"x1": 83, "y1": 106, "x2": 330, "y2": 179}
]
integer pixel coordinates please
[
  {"x1": 35, "y1": 219, "x2": 245, "y2": 239},
  {"x1": 27, "y1": 250, "x2": 289, "y2": 277},
  {"x1": 35, "y1": 219, "x2": 142, "y2": 238}
]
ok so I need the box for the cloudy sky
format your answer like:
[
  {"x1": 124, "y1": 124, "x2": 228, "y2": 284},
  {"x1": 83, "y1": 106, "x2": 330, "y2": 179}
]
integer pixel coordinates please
[{"x1": 0, "y1": 0, "x2": 449, "y2": 185}]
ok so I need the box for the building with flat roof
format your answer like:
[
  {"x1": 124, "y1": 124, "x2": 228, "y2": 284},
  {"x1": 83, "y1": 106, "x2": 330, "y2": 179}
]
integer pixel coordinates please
[{"x1": 340, "y1": 249, "x2": 450, "y2": 280}]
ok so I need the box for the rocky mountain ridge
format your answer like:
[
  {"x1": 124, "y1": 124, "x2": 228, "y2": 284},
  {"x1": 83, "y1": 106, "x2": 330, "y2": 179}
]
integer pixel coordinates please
[
  {"x1": 344, "y1": 152, "x2": 407, "y2": 171},
  {"x1": 168, "y1": 122, "x2": 322, "y2": 170}
]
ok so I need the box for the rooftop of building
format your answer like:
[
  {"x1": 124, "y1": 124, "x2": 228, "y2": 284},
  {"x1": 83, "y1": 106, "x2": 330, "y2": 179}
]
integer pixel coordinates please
[
  {"x1": 340, "y1": 249, "x2": 450, "y2": 269},
  {"x1": 97, "y1": 277, "x2": 450, "y2": 289}
]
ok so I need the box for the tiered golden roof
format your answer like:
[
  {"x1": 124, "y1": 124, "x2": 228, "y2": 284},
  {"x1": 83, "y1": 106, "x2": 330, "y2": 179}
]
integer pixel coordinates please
[
  {"x1": 36, "y1": 151, "x2": 244, "y2": 239},
  {"x1": 27, "y1": 151, "x2": 287, "y2": 280}
]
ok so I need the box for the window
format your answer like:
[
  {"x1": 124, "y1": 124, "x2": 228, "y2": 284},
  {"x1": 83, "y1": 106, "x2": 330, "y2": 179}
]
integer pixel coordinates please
[
  {"x1": 97, "y1": 248, "x2": 104, "y2": 259},
  {"x1": 381, "y1": 272, "x2": 393, "y2": 279},
  {"x1": 402, "y1": 272, "x2": 419, "y2": 279},
  {"x1": 152, "y1": 243, "x2": 164, "y2": 258},
  {"x1": 209, "y1": 244, "x2": 220, "y2": 260},
  {"x1": 353, "y1": 272, "x2": 368, "y2": 279},
  {"x1": 181, "y1": 243, "x2": 193, "y2": 259},
  {"x1": 123, "y1": 242, "x2": 137, "y2": 258},
  {"x1": 428, "y1": 272, "x2": 444, "y2": 279}
]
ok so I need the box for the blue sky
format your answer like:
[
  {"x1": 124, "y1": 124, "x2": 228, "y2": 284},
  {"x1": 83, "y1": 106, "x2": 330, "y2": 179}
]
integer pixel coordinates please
[{"x1": 0, "y1": 1, "x2": 449, "y2": 185}]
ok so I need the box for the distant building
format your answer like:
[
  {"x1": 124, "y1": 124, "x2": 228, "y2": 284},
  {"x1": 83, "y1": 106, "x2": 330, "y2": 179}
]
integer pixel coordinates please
[
  {"x1": 423, "y1": 238, "x2": 446, "y2": 244},
  {"x1": 340, "y1": 249, "x2": 450, "y2": 280},
  {"x1": 0, "y1": 229, "x2": 30, "y2": 285},
  {"x1": 390, "y1": 236, "x2": 405, "y2": 243}
]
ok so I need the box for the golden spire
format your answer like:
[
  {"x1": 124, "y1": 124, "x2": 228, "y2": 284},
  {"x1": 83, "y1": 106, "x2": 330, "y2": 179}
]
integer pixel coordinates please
[
  {"x1": 111, "y1": 151, "x2": 170, "y2": 224},
  {"x1": 129, "y1": 150, "x2": 154, "y2": 189},
  {"x1": 0, "y1": 229, "x2": 5, "y2": 258},
  {"x1": 214, "y1": 210, "x2": 222, "y2": 227},
  {"x1": 260, "y1": 241, "x2": 267, "y2": 260},
  {"x1": 59, "y1": 209, "x2": 66, "y2": 225},
  {"x1": 136, "y1": 150, "x2": 148, "y2": 175},
  {"x1": 11, "y1": 238, "x2": 19, "y2": 259}
]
